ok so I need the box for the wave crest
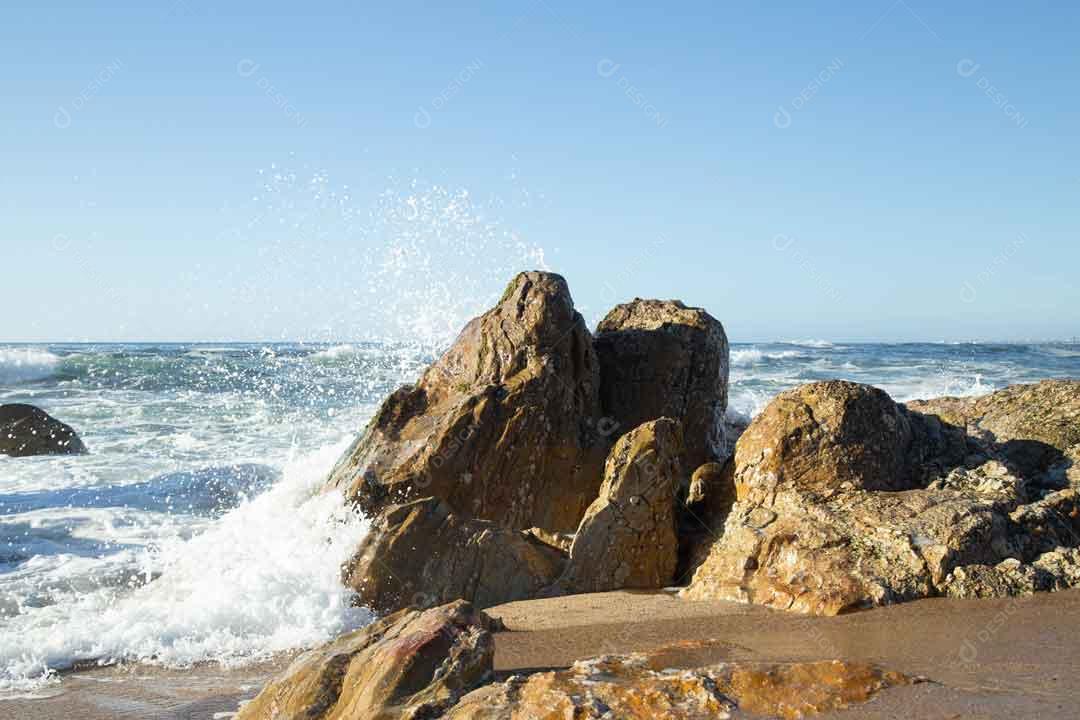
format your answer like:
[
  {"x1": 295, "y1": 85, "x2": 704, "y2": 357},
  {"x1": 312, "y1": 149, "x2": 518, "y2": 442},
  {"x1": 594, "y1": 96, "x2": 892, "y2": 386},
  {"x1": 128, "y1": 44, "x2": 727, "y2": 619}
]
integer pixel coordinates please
[{"x1": 0, "y1": 349, "x2": 61, "y2": 384}]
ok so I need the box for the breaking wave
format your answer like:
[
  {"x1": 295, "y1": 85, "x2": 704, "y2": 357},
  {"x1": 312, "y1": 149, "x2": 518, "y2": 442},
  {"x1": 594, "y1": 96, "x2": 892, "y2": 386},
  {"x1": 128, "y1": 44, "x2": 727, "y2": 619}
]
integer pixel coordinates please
[{"x1": 0, "y1": 349, "x2": 61, "y2": 385}]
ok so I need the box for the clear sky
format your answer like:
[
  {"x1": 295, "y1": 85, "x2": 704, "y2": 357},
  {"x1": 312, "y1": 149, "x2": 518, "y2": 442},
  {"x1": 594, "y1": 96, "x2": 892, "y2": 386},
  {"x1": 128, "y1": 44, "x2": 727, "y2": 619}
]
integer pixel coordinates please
[{"x1": 1, "y1": 1, "x2": 1077, "y2": 343}]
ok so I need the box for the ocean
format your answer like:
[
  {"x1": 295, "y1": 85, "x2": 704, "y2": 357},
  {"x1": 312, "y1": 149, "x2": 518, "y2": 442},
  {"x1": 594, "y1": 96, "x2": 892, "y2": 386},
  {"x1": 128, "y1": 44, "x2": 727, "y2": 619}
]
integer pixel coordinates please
[{"x1": 1, "y1": 340, "x2": 1079, "y2": 694}]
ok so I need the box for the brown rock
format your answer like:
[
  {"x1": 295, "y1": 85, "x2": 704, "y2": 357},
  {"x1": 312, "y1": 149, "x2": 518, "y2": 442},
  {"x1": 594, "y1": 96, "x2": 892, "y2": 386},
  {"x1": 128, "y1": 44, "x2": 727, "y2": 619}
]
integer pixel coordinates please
[
  {"x1": 444, "y1": 653, "x2": 907, "y2": 720},
  {"x1": 907, "y1": 379, "x2": 1080, "y2": 476},
  {"x1": 678, "y1": 462, "x2": 737, "y2": 585},
  {"x1": 595, "y1": 298, "x2": 729, "y2": 471},
  {"x1": 235, "y1": 600, "x2": 495, "y2": 720},
  {"x1": 681, "y1": 381, "x2": 1067, "y2": 615},
  {"x1": 1009, "y1": 488, "x2": 1080, "y2": 558},
  {"x1": 520, "y1": 526, "x2": 574, "y2": 554},
  {"x1": 556, "y1": 419, "x2": 684, "y2": 594},
  {"x1": 731, "y1": 381, "x2": 939, "y2": 503},
  {"x1": 344, "y1": 497, "x2": 566, "y2": 614},
  {"x1": 944, "y1": 548, "x2": 1080, "y2": 599},
  {"x1": 0, "y1": 404, "x2": 87, "y2": 457},
  {"x1": 687, "y1": 461, "x2": 736, "y2": 528},
  {"x1": 683, "y1": 482, "x2": 1014, "y2": 614},
  {"x1": 325, "y1": 271, "x2": 608, "y2": 534}
]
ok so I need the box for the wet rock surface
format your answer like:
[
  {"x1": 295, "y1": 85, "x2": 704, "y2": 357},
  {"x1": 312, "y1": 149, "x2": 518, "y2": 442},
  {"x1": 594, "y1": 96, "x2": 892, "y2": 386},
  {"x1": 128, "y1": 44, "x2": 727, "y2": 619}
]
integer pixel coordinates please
[
  {"x1": 344, "y1": 497, "x2": 566, "y2": 614},
  {"x1": 444, "y1": 653, "x2": 908, "y2": 720},
  {"x1": 0, "y1": 403, "x2": 87, "y2": 457},
  {"x1": 325, "y1": 271, "x2": 608, "y2": 535},
  {"x1": 235, "y1": 600, "x2": 496, "y2": 720},
  {"x1": 326, "y1": 273, "x2": 743, "y2": 611}
]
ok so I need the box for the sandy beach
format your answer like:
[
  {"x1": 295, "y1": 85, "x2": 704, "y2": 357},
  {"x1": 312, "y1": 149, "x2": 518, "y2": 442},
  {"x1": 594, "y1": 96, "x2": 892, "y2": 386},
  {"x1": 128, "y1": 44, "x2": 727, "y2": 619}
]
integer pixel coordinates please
[
  {"x1": 4, "y1": 588, "x2": 1078, "y2": 719},
  {"x1": 490, "y1": 588, "x2": 1080, "y2": 718}
]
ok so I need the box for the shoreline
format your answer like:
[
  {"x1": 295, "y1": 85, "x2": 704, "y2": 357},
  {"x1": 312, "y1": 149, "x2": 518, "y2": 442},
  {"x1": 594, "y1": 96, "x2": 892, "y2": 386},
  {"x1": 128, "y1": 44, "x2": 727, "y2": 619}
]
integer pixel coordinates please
[{"x1": 5, "y1": 588, "x2": 1078, "y2": 719}]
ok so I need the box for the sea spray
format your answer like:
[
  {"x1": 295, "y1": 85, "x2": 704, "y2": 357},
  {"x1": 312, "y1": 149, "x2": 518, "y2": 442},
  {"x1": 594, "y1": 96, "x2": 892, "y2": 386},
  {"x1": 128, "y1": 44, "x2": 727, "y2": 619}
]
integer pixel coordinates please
[{"x1": 0, "y1": 439, "x2": 370, "y2": 694}]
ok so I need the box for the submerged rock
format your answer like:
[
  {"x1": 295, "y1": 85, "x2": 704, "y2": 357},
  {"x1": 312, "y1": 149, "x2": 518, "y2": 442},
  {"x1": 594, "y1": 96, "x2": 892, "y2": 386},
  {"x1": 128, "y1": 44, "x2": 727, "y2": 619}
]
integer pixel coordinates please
[
  {"x1": 0, "y1": 404, "x2": 86, "y2": 457},
  {"x1": 235, "y1": 600, "x2": 496, "y2": 720},
  {"x1": 555, "y1": 419, "x2": 684, "y2": 594},
  {"x1": 594, "y1": 298, "x2": 729, "y2": 470},
  {"x1": 444, "y1": 653, "x2": 908, "y2": 720},
  {"x1": 345, "y1": 497, "x2": 566, "y2": 614},
  {"x1": 684, "y1": 380, "x2": 1080, "y2": 614},
  {"x1": 325, "y1": 271, "x2": 608, "y2": 534}
]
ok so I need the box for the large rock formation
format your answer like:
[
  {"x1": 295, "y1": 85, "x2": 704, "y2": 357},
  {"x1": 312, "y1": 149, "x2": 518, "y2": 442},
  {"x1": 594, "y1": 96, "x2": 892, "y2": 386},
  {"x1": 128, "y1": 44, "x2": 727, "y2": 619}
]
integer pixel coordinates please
[
  {"x1": 325, "y1": 274, "x2": 745, "y2": 611},
  {"x1": 555, "y1": 419, "x2": 684, "y2": 594},
  {"x1": 0, "y1": 404, "x2": 87, "y2": 457},
  {"x1": 594, "y1": 299, "x2": 729, "y2": 471},
  {"x1": 684, "y1": 380, "x2": 1080, "y2": 614},
  {"x1": 445, "y1": 654, "x2": 908, "y2": 720},
  {"x1": 325, "y1": 272, "x2": 608, "y2": 534},
  {"x1": 344, "y1": 497, "x2": 565, "y2": 614},
  {"x1": 235, "y1": 600, "x2": 496, "y2": 720}
]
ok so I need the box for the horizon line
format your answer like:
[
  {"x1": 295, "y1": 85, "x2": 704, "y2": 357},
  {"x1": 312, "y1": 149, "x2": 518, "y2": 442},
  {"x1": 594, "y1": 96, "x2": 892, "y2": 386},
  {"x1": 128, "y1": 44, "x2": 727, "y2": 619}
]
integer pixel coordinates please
[{"x1": 2, "y1": 337, "x2": 1079, "y2": 346}]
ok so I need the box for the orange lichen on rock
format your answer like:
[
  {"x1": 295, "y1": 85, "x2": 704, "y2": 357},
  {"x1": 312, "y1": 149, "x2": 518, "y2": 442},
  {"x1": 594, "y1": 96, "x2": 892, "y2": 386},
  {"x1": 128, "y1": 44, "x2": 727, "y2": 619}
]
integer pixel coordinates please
[
  {"x1": 726, "y1": 660, "x2": 909, "y2": 719},
  {"x1": 445, "y1": 653, "x2": 908, "y2": 719}
]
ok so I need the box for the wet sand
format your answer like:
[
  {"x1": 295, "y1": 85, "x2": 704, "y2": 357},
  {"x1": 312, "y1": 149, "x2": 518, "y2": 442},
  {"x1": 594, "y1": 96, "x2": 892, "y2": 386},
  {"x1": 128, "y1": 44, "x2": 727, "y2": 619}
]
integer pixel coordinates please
[
  {"x1": 0, "y1": 659, "x2": 290, "y2": 720},
  {"x1": 490, "y1": 588, "x2": 1080, "y2": 718},
  {"x1": 5, "y1": 588, "x2": 1080, "y2": 718}
]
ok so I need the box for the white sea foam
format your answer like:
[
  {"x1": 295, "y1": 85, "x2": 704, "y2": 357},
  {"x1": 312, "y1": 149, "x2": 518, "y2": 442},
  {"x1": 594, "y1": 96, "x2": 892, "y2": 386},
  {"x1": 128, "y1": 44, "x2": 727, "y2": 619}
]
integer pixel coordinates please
[
  {"x1": 1040, "y1": 346, "x2": 1080, "y2": 358},
  {"x1": 730, "y1": 349, "x2": 763, "y2": 366},
  {"x1": 0, "y1": 439, "x2": 371, "y2": 694},
  {"x1": 786, "y1": 339, "x2": 835, "y2": 348},
  {"x1": 0, "y1": 349, "x2": 61, "y2": 384},
  {"x1": 727, "y1": 387, "x2": 779, "y2": 420},
  {"x1": 310, "y1": 344, "x2": 359, "y2": 361},
  {"x1": 730, "y1": 348, "x2": 805, "y2": 366},
  {"x1": 887, "y1": 373, "x2": 993, "y2": 404}
]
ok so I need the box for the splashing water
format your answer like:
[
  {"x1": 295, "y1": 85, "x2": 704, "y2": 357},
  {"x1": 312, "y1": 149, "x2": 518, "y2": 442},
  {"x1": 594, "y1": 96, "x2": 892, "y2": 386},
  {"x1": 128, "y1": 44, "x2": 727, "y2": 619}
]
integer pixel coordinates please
[
  {"x1": 0, "y1": 166, "x2": 551, "y2": 694},
  {"x1": 1, "y1": 440, "x2": 370, "y2": 694}
]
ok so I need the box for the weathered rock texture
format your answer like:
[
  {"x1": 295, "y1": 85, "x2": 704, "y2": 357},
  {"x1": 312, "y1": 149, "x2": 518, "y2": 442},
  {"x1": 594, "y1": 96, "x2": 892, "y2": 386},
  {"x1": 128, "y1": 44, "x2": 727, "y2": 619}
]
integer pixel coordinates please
[
  {"x1": 235, "y1": 600, "x2": 495, "y2": 720},
  {"x1": 908, "y1": 379, "x2": 1080, "y2": 477},
  {"x1": 238, "y1": 604, "x2": 909, "y2": 720},
  {"x1": 678, "y1": 461, "x2": 737, "y2": 583},
  {"x1": 325, "y1": 272, "x2": 607, "y2": 534},
  {"x1": 345, "y1": 497, "x2": 566, "y2": 614},
  {"x1": 556, "y1": 419, "x2": 684, "y2": 594},
  {"x1": 0, "y1": 404, "x2": 87, "y2": 457},
  {"x1": 444, "y1": 654, "x2": 908, "y2": 720},
  {"x1": 595, "y1": 299, "x2": 729, "y2": 471},
  {"x1": 684, "y1": 380, "x2": 1080, "y2": 614},
  {"x1": 730, "y1": 381, "x2": 964, "y2": 501}
]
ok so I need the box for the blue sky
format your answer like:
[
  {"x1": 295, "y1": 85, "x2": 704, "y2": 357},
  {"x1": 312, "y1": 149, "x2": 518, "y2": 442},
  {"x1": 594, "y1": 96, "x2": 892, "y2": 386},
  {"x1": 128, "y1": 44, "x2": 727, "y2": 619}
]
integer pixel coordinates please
[{"x1": 1, "y1": 0, "x2": 1076, "y2": 342}]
